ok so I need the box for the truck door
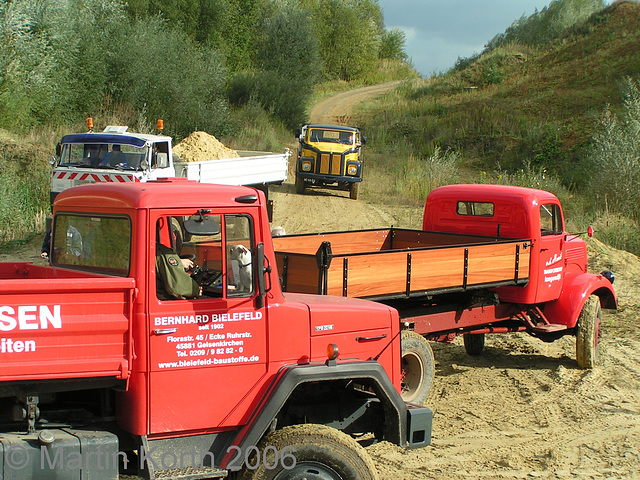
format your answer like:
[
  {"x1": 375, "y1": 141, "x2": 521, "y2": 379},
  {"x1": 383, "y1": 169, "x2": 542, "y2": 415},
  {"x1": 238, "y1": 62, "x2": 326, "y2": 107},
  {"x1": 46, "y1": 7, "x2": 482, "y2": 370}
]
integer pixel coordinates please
[
  {"x1": 147, "y1": 211, "x2": 268, "y2": 434},
  {"x1": 535, "y1": 203, "x2": 565, "y2": 303}
]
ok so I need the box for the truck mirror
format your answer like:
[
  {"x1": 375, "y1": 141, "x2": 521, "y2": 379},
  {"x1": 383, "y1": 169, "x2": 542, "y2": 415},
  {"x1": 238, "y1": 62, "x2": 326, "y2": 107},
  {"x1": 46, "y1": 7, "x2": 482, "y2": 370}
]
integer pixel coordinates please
[
  {"x1": 183, "y1": 218, "x2": 220, "y2": 236},
  {"x1": 256, "y1": 242, "x2": 270, "y2": 301},
  {"x1": 55, "y1": 143, "x2": 62, "y2": 157},
  {"x1": 155, "y1": 153, "x2": 169, "y2": 168},
  {"x1": 361, "y1": 135, "x2": 367, "y2": 145},
  {"x1": 48, "y1": 155, "x2": 57, "y2": 166}
]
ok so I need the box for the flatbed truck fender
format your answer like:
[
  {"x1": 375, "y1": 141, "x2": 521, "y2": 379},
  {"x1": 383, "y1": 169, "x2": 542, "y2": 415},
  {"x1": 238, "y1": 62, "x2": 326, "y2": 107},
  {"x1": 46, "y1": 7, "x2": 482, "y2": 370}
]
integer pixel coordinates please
[
  {"x1": 542, "y1": 272, "x2": 617, "y2": 328},
  {"x1": 221, "y1": 360, "x2": 432, "y2": 471}
]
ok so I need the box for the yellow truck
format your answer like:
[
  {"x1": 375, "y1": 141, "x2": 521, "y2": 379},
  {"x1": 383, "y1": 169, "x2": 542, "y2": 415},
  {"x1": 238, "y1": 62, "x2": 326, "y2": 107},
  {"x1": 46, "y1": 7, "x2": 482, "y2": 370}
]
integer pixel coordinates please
[{"x1": 295, "y1": 124, "x2": 366, "y2": 199}]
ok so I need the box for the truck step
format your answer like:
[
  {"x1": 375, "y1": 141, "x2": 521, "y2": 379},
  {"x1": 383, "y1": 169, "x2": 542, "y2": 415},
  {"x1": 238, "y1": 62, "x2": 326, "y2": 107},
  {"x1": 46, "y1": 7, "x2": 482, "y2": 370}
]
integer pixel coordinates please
[
  {"x1": 154, "y1": 466, "x2": 228, "y2": 479},
  {"x1": 531, "y1": 323, "x2": 568, "y2": 333}
]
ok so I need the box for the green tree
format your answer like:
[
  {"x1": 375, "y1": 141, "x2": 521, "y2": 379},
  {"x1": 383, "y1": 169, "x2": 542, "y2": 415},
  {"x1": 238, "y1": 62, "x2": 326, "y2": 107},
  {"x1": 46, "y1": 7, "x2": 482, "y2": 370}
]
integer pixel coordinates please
[
  {"x1": 379, "y1": 28, "x2": 407, "y2": 61},
  {"x1": 309, "y1": 0, "x2": 382, "y2": 81},
  {"x1": 110, "y1": 16, "x2": 230, "y2": 138},
  {"x1": 256, "y1": 4, "x2": 321, "y2": 84},
  {"x1": 589, "y1": 77, "x2": 640, "y2": 219}
]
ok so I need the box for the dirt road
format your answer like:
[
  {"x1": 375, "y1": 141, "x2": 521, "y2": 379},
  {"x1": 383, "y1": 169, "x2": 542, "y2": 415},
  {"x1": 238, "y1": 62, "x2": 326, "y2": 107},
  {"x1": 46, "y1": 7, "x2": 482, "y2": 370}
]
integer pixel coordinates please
[{"x1": 309, "y1": 81, "x2": 402, "y2": 125}]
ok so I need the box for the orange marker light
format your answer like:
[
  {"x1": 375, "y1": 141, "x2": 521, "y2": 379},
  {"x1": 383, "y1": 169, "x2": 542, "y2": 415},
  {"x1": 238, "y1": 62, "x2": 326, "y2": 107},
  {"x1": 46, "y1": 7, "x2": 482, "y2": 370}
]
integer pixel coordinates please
[
  {"x1": 86, "y1": 118, "x2": 93, "y2": 130},
  {"x1": 157, "y1": 119, "x2": 164, "y2": 131},
  {"x1": 327, "y1": 343, "x2": 339, "y2": 361}
]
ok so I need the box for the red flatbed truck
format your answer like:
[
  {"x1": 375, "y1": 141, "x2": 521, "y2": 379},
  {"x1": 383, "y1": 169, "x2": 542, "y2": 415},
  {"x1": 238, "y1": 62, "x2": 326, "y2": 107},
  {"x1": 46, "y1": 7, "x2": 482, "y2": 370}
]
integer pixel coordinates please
[
  {"x1": 272, "y1": 184, "x2": 617, "y2": 404},
  {"x1": 0, "y1": 179, "x2": 431, "y2": 480}
]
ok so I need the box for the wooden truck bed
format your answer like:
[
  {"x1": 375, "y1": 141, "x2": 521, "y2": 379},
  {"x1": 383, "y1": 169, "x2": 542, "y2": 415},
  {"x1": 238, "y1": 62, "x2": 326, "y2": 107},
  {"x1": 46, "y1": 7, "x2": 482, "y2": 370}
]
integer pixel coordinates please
[{"x1": 273, "y1": 228, "x2": 531, "y2": 300}]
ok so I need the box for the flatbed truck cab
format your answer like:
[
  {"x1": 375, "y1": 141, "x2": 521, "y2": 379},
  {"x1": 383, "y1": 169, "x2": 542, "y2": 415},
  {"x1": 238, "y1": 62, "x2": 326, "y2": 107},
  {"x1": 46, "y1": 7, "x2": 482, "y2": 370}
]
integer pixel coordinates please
[
  {"x1": 295, "y1": 124, "x2": 365, "y2": 199},
  {"x1": 0, "y1": 178, "x2": 430, "y2": 480}
]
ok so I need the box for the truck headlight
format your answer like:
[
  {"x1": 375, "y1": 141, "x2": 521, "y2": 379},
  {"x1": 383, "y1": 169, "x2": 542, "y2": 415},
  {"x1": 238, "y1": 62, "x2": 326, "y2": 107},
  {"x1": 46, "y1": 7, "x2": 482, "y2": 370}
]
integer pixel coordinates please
[
  {"x1": 302, "y1": 161, "x2": 312, "y2": 172},
  {"x1": 347, "y1": 164, "x2": 358, "y2": 175}
]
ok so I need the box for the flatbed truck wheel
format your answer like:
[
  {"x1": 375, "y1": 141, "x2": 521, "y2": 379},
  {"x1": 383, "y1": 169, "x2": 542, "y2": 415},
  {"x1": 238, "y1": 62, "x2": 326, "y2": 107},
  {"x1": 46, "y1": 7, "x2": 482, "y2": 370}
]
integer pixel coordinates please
[
  {"x1": 295, "y1": 176, "x2": 306, "y2": 194},
  {"x1": 576, "y1": 295, "x2": 601, "y2": 369},
  {"x1": 238, "y1": 423, "x2": 378, "y2": 480},
  {"x1": 463, "y1": 333, "x2": 485, "y2": 356},
  {"x1": 349, "y1": 182, "x2": 359, "y2": 200},
  {"x1": 400, "y1": 330, "x2": 435, "y2": 405}
]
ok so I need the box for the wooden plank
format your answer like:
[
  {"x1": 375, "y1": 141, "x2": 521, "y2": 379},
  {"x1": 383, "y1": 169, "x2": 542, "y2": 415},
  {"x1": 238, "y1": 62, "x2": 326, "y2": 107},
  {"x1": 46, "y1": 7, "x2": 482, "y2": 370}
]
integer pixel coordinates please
[
  {"x1": 318, "y1": 242, "x2": 530, "y2": 298},
  {"x1": 272, "y1": 230, "x2": 392, "y2": 255},
  {"x1": 390, "y1": 229, "x2": 501, "y2": 249},
  {"x1": 274, "y1": 253, "x2": 319, "y2": 294}
]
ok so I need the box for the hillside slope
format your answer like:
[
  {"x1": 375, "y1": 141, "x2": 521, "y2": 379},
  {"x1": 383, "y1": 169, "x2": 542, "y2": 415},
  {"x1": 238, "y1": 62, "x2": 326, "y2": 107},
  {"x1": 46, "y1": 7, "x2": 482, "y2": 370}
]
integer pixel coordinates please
[{"x1": 360, "y1": 1, "x2": 640, "y2": 186}]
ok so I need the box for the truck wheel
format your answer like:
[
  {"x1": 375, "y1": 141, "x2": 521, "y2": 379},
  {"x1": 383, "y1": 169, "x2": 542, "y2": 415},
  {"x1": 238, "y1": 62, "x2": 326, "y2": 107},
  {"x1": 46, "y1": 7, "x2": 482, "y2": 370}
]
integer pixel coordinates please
[
  {"x1": 238, "y1": 424, "x2": 378, "y2": 480},
  {"x1": 463, "y1": 333, "x2": 485, "y2": 356},
  {"x1": 349, "y1": 183, "x2": 359, "y2": 200},
  {"x1": 295, "y1": 176, "x2": 306, "y2": 194},
  {"x1": 400, "y1": 330, "x2": 435, "y2": 405},
  {"x1": 576, "y1": 295, "x2": 601, "y2": 369}
]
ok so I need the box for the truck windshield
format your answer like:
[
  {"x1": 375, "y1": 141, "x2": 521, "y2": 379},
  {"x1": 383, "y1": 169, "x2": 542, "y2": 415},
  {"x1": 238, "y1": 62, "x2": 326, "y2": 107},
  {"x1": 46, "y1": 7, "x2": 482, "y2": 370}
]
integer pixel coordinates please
[
  {"x1": 309, "y1": 129, "x2": 354, "y2": 145},
  {"x1": 59, "y1": 143, "x2": 147, "y2": 170},
  {"x1": 51, "y1": 214, "x2": 131, "y2": 276}
]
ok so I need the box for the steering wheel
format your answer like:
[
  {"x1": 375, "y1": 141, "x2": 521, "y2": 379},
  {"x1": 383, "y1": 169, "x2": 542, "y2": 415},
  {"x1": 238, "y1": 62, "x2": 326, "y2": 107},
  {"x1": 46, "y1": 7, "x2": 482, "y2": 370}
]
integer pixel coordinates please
[{"x1": 180, "y1": 253, "x2": 196, "y2": 262}]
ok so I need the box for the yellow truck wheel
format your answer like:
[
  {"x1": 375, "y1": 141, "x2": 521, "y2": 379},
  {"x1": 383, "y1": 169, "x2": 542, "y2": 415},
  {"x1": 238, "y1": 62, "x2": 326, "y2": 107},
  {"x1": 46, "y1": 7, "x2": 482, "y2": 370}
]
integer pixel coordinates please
[{"x1": 349, "y1": 183, "x2": 359, "y2": 200}]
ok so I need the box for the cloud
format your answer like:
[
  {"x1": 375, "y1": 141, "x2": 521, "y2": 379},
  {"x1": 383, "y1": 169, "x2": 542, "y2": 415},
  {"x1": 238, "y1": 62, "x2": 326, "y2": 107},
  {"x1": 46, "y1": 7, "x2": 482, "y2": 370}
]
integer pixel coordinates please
[{"x1": 379, "y1": 0, "x2": 561, "y2": 74}]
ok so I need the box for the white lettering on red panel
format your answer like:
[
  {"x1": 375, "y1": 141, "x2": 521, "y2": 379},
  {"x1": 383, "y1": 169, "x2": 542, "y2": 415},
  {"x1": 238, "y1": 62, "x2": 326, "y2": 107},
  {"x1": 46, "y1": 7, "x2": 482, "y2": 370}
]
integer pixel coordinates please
[{"x1": 0, "y1": 305, "x2": 62, "y2": 331}]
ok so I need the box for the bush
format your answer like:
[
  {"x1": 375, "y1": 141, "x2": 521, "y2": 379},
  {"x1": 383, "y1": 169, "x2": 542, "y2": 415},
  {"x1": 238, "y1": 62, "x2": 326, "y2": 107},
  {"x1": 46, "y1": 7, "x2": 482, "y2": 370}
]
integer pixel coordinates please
[
  {"x1": 588, "y1": 76, "x2": 640, "y2": 220},
  {"x1": 395, "y1": 147, "x2": 461, "y2": 201},
  {"x1": 227, "y1": 71, "x2": 309, "y2": 130}
]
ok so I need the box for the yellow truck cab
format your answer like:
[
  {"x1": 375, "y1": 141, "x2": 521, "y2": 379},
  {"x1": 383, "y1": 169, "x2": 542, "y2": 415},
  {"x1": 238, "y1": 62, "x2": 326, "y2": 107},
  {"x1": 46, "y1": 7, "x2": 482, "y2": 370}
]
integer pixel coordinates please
[{"x1": 295, "y1": 124, "x2": 365, "y2": 199}]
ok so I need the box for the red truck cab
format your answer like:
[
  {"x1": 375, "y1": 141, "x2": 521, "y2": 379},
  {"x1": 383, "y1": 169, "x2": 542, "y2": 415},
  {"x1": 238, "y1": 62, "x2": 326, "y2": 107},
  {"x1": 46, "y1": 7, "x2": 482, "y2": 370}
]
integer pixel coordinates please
[
  {"x1": 0, "y1": 179, "x2": 431, "y2": 480},
  {"x1": 423, "y1": 184, "x2": 616, "y2": 311}
]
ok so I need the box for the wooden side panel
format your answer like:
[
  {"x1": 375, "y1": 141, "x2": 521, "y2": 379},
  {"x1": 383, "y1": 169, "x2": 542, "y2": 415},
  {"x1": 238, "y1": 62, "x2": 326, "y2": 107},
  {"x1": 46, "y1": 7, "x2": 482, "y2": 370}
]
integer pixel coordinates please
[
  {"x1": 272, "y1": 230, "x2": 392, "y2": 255},
  {"x1": 320, "y1": 242, "x2": 530, "y2": 299},
  {"x1": 466, "y1": 242, "x2": 529, "y2": 285},
  {"x1": 275, "y1": 253, "x2": 320, "y2": 294},
  {"x1": 390, "y1": 230, "x2": 496, "y2": 249}
]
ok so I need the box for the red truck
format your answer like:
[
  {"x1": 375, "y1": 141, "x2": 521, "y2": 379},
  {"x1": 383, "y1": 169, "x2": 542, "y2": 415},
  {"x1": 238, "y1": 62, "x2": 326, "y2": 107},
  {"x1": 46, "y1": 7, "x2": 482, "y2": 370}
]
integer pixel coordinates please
[
  {"x1": 273, "y1": 184, "x2": 618, "y2": 405},
  {"x1": 0, "y1": 179, "x2": 431, "y2": 480}
]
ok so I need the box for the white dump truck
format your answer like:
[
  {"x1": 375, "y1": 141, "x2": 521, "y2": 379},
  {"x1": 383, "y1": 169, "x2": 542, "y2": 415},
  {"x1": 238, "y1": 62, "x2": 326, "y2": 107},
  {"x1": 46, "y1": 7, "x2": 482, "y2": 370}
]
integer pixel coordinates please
[{"x1": 50, "y1": 120, "x2": 290, "y2": 218}]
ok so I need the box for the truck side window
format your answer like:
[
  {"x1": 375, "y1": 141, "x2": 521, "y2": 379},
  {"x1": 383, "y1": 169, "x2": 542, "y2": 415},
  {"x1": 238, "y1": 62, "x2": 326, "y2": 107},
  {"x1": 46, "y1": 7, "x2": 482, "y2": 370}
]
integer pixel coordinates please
[
  {"x1": 225, "y1": 215, "x2": 254, "y2": 297},
  {"x1": 52, "y1": 214, "x2": 131, "y2": 275},
  {"x1": 155, "y1": 214, "x2": 254, "y2": 300},
  {"x1": 540, "y1": 204, "x2": 563, "y2": 236}
]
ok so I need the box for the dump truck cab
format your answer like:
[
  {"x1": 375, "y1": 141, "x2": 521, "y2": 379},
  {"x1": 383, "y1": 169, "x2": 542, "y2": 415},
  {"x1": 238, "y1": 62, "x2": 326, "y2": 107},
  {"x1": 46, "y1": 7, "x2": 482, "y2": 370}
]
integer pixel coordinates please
[{"x1": 295, "y1": 124, "x2": 365, "y2": 199}]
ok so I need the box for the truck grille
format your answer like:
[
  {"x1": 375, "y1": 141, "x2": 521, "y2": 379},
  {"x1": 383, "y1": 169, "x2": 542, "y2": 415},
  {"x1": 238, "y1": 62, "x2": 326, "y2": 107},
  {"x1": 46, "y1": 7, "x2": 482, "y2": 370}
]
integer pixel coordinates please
[{"x1": 319, "y1": 153, "x2": 342, "y2": 175}]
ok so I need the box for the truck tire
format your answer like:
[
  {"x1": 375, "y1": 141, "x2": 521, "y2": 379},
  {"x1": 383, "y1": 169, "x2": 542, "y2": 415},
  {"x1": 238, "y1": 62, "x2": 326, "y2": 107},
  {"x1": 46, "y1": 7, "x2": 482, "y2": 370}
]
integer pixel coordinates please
[
  {"x1": 400, "y1": 330, "x2": 435, "y2": 405},
  {"x1": 463, "y1": 333, "x2": 485, "y2": 356},
  {"x1": 238, "y1": 424, "x2": 378, "y2": 480},
  {"x1": 576, "y1": 295, "x2": 601, "y2": 369},
  {"x1": 349, "y1": 182, "x2": 359, "y2": 200},
  {"x1": 295, "y1": 176, "x2": 306, "y2": 194}
]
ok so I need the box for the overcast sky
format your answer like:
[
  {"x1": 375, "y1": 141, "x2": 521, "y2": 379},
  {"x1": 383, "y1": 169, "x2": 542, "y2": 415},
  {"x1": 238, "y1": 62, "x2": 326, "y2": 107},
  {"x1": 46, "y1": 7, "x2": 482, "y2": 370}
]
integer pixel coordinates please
[{"x1": 378, "y1": 1, "x2": 607, "y2": 76}]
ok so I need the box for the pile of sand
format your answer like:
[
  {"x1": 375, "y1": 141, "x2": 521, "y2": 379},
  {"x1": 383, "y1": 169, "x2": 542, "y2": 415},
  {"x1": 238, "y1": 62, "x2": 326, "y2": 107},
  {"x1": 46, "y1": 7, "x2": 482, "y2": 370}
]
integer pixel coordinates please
[{"x1": 173, "y1": 131, "x2": 239, "y2": 162}]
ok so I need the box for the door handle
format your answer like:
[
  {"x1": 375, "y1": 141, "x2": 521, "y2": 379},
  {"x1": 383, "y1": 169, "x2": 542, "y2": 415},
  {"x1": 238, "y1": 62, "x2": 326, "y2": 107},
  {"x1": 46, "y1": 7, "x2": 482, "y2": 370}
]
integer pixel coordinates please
[
  {"x1": 153, "y1": 328, "x2": 178, "y2": 335},
  {"x1": 356, "y1": 334, "x2": 387, "y2": 342}
]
